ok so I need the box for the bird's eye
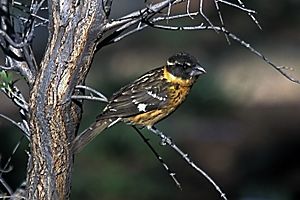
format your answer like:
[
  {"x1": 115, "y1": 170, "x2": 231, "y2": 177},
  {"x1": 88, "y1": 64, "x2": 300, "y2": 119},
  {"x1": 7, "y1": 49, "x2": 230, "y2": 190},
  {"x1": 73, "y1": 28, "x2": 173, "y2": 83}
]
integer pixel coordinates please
[{"x1": 181, "y1": 63, "x2": 190, "y2": 69}]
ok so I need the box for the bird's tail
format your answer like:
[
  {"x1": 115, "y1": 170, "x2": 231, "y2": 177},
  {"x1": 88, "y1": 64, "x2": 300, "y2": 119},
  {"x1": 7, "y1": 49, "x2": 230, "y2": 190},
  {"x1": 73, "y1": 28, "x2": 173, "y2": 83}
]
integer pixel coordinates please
[{"x1": 72, "y1": 118, "x2": 112, "y2": 154}]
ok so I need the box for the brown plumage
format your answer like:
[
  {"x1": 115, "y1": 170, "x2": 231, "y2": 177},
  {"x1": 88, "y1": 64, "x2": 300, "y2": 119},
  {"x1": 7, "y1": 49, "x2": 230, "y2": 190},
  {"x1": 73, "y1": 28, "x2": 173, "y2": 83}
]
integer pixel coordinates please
[{"x1": 72, "y1": 52, "x2": 206, "y2": 153}]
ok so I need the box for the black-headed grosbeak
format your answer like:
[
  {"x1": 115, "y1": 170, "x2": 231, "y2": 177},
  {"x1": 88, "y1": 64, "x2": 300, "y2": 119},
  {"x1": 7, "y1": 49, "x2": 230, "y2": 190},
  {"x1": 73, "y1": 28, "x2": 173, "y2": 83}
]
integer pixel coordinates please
[{"x1": 73, "y1": 52, "x2": 206, "y2": 153}]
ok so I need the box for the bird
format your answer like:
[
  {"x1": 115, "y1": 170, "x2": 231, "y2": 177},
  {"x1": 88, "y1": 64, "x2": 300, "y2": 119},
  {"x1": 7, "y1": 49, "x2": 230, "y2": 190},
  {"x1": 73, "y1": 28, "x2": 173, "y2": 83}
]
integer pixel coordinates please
[{"x1": 72, "y1": 52, "x2": 206, "y2": 153}]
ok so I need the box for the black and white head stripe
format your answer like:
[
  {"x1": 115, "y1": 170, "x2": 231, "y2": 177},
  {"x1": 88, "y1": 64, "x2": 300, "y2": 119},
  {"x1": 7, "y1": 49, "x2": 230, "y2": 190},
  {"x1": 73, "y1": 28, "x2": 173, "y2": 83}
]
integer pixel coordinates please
[
  {"x1": 166, "y1": 52, "x2": 206, "y2": 80},
  {"x1": 167, "y1": 52, "x2": 199, "y2": 67}
]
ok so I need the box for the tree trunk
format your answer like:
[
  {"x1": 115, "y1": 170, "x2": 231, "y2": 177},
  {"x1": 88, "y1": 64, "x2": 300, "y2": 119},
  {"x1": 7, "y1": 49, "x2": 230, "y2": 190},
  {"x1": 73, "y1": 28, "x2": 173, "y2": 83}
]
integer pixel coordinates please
[{"x1": 26, "y1": 1, "x2": 105, "y2": 199}]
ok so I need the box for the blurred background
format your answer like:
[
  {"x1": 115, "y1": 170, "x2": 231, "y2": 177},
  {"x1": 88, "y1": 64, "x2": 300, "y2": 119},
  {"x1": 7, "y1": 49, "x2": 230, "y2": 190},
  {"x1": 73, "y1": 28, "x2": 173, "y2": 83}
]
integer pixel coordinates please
[{"x1": 1, "y1": 0, "x2": 300, "y2": 199}]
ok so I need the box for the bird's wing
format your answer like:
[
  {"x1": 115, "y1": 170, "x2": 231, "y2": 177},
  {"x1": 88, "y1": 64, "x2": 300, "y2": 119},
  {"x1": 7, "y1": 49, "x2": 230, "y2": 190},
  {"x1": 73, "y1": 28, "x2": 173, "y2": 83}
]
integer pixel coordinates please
[{"x1": 97, "y1": 67, "x2": 170, "y2": 119}]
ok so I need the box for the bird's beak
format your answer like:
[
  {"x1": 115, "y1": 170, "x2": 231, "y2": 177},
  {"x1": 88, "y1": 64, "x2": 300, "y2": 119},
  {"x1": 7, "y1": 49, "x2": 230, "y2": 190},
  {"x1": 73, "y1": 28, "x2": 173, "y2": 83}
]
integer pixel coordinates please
[{"x1": 190, "y1": 64, "x2": 206, "y2": 76}]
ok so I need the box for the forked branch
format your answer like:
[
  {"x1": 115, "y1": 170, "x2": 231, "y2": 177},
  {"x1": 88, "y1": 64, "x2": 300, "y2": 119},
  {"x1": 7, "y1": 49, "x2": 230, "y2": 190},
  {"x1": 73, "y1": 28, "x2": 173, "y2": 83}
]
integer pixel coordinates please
[{"x1": 72, "y1": 85, "x2": 108, "y2": 102}]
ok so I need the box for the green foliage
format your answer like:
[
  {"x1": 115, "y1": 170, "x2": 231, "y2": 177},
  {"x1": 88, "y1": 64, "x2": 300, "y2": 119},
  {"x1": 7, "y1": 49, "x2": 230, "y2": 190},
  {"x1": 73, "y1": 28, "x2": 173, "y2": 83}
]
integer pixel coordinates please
[{"x1": 0, "y1": 70, "x2": 13, "y2": 89}]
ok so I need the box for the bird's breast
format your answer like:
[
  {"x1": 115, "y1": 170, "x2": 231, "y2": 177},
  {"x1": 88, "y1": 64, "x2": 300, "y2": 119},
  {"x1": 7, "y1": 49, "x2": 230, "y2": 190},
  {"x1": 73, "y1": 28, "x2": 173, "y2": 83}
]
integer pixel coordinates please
[{"x1": 126, "y1": 84, "x2": 191, "y2": 127}]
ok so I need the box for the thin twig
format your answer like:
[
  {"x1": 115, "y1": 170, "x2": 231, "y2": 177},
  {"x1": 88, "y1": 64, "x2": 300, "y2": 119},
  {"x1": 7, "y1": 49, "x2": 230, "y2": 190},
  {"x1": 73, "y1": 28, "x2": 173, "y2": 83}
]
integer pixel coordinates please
[
  {"x1": 166, "y1": 1, "x2": 172, "y2": 23},
  {"x1": 236, "y1": 0, "x2": 261, "y2": 30},
  {"x1": 0, "y1": 165, "x2": 12, "y2": 173},
  {"x1": 199, "y1": 0, "x2": 218, "y2": 33},
  {"x1": 71, "y1": 95, "x2": 108, "y2": 102},
  {"x1": 148, "y1": 126, "x2": 227, "y2": 200},
  {"x1": 132, "y1": 126, "x2": 182, "y2": 190},
  {"x1": 0, "y1": 81, "x2": 30, "y2": 139},
  {"x1": 214, "y1": 0, "x2": 230, "y2": 43},
  {"x1": 22, "y1": 45, "x2": 38, "y2": 78},
  {"x1": 0, "y1": 136, "x2": 24, "y2": 177},
  {"x1": 74, "y1": 85, "x2": 108, "y2": 102},
  {"x1": 103, "y1": 0, "x2": 113, "y2": 17},
  {"x1": 102, "y1": 0, "x2": 183, "y2": 31},
  {"x1": 0, "y1": 30, "x2": 29, "y2": 48},
  {"x1": 5, "y1": 56, "x2": 35, "y2": 86},
  {"x1": 105, "y1": 12, "x2": 199, "y2": 45},
  {"x1": 0, "y1": 136, "x2": 24, "y2": 195},
  {"x1": 0, "y1": 177, "x2": 13, "y2": 196},
  {"x1": 0, "y1": 114, "x2": 30, "y2": 138},
  {"x1": 30, "y1": 13, "x2": 49, "y2": 23},
  {"x1": 223, "y1": 29, "x2": 300, "y2": 84},
  {"x1": 217, "y1": 0, "x2": 256, "y2": 13},
  {"x1": 11, "y1": 181, "x2": 27, "y2": 200},
  {"x1": 0, "y1": 84, "x2": 29, "y2": 112},
  {"x1": 0, "y1": 64, "x2": 13, "y2": 70},
  {"x1": 186, "y1": 0, "x2": 194, "y2": 19}
]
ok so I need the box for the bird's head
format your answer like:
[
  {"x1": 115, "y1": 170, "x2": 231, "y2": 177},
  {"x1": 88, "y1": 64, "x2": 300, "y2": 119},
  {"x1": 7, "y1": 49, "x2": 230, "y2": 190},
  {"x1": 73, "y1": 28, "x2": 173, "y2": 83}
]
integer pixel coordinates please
[{"x1": 166, "y1": 52, "x2": 206, "y2": 81}]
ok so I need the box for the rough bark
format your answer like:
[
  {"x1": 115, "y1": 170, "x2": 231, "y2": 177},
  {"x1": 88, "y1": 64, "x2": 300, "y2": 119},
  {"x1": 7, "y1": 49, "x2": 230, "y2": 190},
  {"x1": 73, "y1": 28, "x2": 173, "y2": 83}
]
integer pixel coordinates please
[{"x1": 26, "y1": 1, "x2": 106, "y2": 199}]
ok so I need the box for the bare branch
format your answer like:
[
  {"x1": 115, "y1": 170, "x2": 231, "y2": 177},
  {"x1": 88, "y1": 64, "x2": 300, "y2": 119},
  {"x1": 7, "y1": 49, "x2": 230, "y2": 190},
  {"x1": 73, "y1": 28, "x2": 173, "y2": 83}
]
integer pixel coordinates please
[
  {"x1": 5, "y1": 56, "x2": 35, "y2": 85},
  {"x1": 13, "y1": 1, "x2": 49, "y2": 27},
  {"x1": 102, "y1": 0, "x2": 183, "y2": 31},
  {"x1": 132, "y1": 126, "x2": 182, "y2": 190},
  {"x1": 236, "y1": 0, "x2": 261, "y2": 29},
  {"x1": 0, "y1": 137, "x2": 25, "y2": 197},
  {"x1": 0, "y1": 82, "x2": 29, "y2": 112},
  {"x1": 0, "y1": 64, "x2": 12, "y2": 71},
  {"x1": 166, "y1": 1, "x2": 172, "y2": 21},
  {"x1": 0, "y1": 165, "x2": 13, "y2": 173},
  {"x1": 103, "y1": 0, "x2": 113, "y2": 17},
  {"x1": 148, "y1": 127, "x2": 227, "y2": 200},
  {"x1": 214, "y1": 0, "x2": 261, "y2": 30},
  {"x1": 0, "y1": 30, "x2": 29, "y2": 48},
  {"x1": 225, "y1": 30, "x2": 300, "y2": 84},
  {"x1": 101, "y1": 11, "x2": 199, "y2": 45},
  {"x1": 186, "y1": 0, "x2": 193, "y2": 19},
  {"x1": 213, "y1": 0, "x2": 230, "y2": 43},
  {"x1": 11, "y1": 181, "x2": 27, "y2": 200},
  {"x1": 217, "y1": 0, "x2": 256, "y2": 14},
  {"x1": 0, "y1": 114, "x2": 18, "y2": 129},
  {"x1": 0, "y1": 71, "x2": 30, "y2": 137},
  {"x1": 0, "y1": 176, "x2": 13, "y2": 196},
  {"x1": 199, "y1": 0, "x2": 217, "y2": 32},
  {"x1": 0, "y1": 180, "x2": 26, "y2": 199},
  {"x1": 0, "y1": 137, "x2": 23, "y2": 176},
  {"x1": 71, "y1": 95, "x2": 108, "y2": 102},
  {"x1": 73, "y1": 85, "x2": 108, "y2": 102},
  {"x1": 0, "y1": 135, "x2": 24, "y2": 196},
  {"x1": 100, "y1": 0, "x2": 260, "y2": 47},
  {"x1": 20, "y1": 0, "x2": 48, "y2": 75},
  {"x1": 0, "y1": 114, "x2": 30, "y2": 138}
]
